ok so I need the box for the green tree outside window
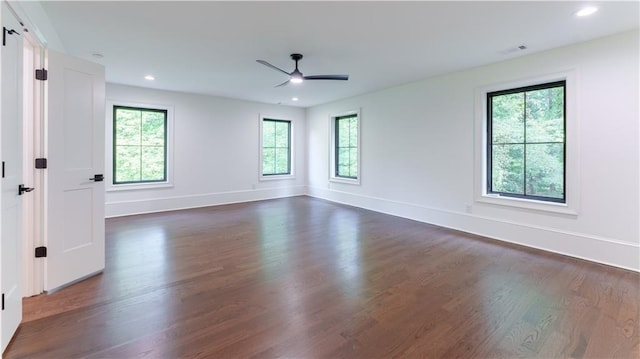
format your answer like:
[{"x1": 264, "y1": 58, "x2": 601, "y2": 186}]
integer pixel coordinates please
[
  {"x1": 488, "y1": 81, "x2": 565, "y2": 202},
  {"x1": 262, "y1": 119, "x2": 291, "y2": 175},
  {"x1": 113, "y1": 106, "x2": 167, "y2": 184},
  {"x1": 335, "y1": 114, "x2": 358, "y2": 179}
]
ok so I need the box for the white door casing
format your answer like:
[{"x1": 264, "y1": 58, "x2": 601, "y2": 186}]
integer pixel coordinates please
[
  {"x1": 45, "y1": 50, "x2": 105, "y2": 291},
  {"x1": 1, "y1": 1, "x2": 24, "y2": 352},
  {"x1": 22, "y1": 29, "x2": 45, "y2": 297}
]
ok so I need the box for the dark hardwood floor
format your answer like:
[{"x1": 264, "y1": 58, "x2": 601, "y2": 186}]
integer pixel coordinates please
[{"x1": 5, "y1": 196, "x2": 639, "y2": 358}]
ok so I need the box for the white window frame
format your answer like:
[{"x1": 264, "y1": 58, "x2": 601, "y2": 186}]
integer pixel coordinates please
[
  {"x1": 259, "y1": 114, "x2": 295, "y2": 181},
  {"x1": 106, "y1": 100, "x2": 174, "y2": 191},
  {"x1": 474, "y1": 70, "x2": 580, "y2": 215},
  {"x1": 329, "y1": 109, "x2": 361, "y2": 185}
]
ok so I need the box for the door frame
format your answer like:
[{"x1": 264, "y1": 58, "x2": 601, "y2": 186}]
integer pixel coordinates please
[{"x1": 21, "y1": 29, "x2": 44, "y2": 297}]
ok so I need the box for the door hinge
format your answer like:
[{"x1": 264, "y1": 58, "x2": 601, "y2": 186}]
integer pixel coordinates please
[
  {"x1": 35, "y1": 246, "x2": 47, "y2": 258},
  {"x1": 35, "y1": 158, "x2": 47, "y2": 169},
  {"x1": 35, "y1": 68, "x2": 48, "y2": 81},
  {"x1": 2, "y1": 161, "x2": 4, "y2": 178},
  {"x1": 2, "y1": 293, "x2": 4, "y2": 310}
]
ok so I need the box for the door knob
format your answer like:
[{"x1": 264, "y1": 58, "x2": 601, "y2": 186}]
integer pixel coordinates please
[
  {"x1": 18, "y1": 184, "x2": 34, "y2": 195},
  {"x1": 90, "y1": 174, "x2": 104, "y2": 182}
]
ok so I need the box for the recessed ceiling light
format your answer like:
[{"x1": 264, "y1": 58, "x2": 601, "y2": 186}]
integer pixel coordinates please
[
  {"x1": 144, "y1": 75, "x2": 155, "y2": 81},
  {"x1": 576, "y1": 6, "x2": 598, "y2": 17},
  {"x1": 292, "y1": 97, "x2": 299, "y2": 101}
]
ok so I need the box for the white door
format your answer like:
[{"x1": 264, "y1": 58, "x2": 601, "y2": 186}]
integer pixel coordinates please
[
  {"x1": 1, "y1": 2, "x2": 24, "y2": 352},
  {"x1": 45, "y1": 50, "x2": 105, "y2": 291}
]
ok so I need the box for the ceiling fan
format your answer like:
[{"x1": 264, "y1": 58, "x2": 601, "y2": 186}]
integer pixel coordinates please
[{"x1": 256, "y1": 53, "x2": 349, "y2": 87}]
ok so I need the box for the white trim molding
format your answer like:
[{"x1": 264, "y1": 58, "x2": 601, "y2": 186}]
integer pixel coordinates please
[
  {"x1": 105, "y1": 185, "x2": 306, "y2": 218},
  {"x1": 307, "y1": 186, "x2": 639, "y2": 272}
]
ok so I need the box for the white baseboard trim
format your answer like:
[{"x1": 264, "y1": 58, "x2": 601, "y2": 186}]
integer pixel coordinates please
[
  {"x1": 307, "y1": 186, "x2": 640, "y2": 272},
  {"x1": 105, "y1": 186, "x2": 307, "y2": 218}
]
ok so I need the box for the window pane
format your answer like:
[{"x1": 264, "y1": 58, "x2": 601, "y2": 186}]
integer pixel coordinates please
[
  {"x1": 337, "y1": 148, "x2": 350, "y2": 177},
  {"x1": 488, "y1": 82, "x2": 565, "y2": 202},
  {"x1": 525, "y1": 86, "x2": 564, "y2": 143},
  {"x1": 349, "y1": 118, "x2": 358, "y2": 146},
  {"x1": 263, "y1": 121, "x2": 276, "y2": 147},
  {"x1": 338, "y1": 119, "x2": 350, "y2": 147},
  {"x1": 115, "y1": 109, "x2": 141, "y2": 146},
  {"x1": 335, "y1": 115, "x2": 359, "y2": 179},
  {"x1": 262, "y1": 120, "x2": 290, "y2": 176},
  {"x1": 262, "y1": 148, "x2": 276, "y2": 175},
  {"x1": 275, "y1": 148, "x2": 289, "y2": 174},
  {"x1": 492, "y1": 93, "x2": 524, "y2": 144},
  {"x1": 114, "y1": 106, "x2": 167, "y2": 185},
  {"x1": 115, "y1": 146, "x2": 141, "y2": 183},
  {"x1": 275, "y1": 122, "x2": 289, "y2": 147},
  {"x1": 141, "y1": 146, "x2": 165, "y2": 181},
  {"x1": 491, "y1": 144, "x2": 524, "y2": 195},
  {"x1": 525, "y1": 143, "x2": 564, "y2": 199},
  {"x1": 141, "y1": 112, "x2": 166, "y2": 146},
  {"x1": 349, "y1": 148, "x2": 358, "y2": 177},
  {"x1": 337, "y1": 164, "x2": 350, "y2": 177}
]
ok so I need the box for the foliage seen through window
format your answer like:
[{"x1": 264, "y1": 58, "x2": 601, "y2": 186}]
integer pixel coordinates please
[
  {"x1": 262, "y1": 119, "x2": 291, "y2": 176},
  {"x1": 335, "y1": 114, "x2": 358, "y2": 179},
  {"x1": 488, "y1": 81, "x2": 565, "y2": 202},
  {"x1": 113, "y1": 106, "x2": 167, "y2": 184}
]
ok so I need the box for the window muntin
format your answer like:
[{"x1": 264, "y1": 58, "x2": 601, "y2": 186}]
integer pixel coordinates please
[
  {"x1": 262, "y1": 119, "x2": 291, "y2": 176},
  {"x1": 335, "y1": 114, "x2": 359, "y2": 179},
  {"x1": 113, "y1": 106, "x2": 167, "y2": 184},
  {"x1": 487, "y1": 81, "x2": 566, "y2": 203}
]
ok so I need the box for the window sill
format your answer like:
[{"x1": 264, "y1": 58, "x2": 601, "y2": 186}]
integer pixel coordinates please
[
  {"x1": 107, "y1": 182, "x2": 173, "y2": 192},
  {"x1": 476, "y1": 194, "x2": 577, "y2": 216},
  {"x1": 259, "y1": 174, "x2": 296, "y2": 181},
  {"x1": 329, "y1": 177, "x2": 360, "y2": 185}
]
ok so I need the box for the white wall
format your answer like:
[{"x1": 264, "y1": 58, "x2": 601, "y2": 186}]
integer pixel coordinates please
[
  {"x1": 105, "y1": 84, "x2": 306, "y2": 217},
  {"x1": 306, "y1": 30, "x2": 639, "y2": 271},
  {"x1": 105, "y1": 31, "x2": 638, "y2": 271}
]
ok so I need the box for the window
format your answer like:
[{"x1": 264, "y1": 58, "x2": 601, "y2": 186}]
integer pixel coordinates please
[
  {"x1": 113, "y1": 106, "x2": 167, "y2": 184},
  {"x1": 335, "y1": 114, "x2": 359, "y2": 179},
  {"x1": 261, "y1": 119, "x2": 291, "y2": 176},
  {"x1": 487, "y1": 81, "x2": 566, "y2": 203}
]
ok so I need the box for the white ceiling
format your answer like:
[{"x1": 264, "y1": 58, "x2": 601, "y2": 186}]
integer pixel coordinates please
[{"x1": 38, "y1": 1, "x2": 639, "y2": 108}]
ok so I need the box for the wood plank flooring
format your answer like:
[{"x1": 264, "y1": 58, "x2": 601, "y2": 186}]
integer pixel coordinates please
[{"x1": 5, "y1": 196, "x2": 639, "y2": 358}]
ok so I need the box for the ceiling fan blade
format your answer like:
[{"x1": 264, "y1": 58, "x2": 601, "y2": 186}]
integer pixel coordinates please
[
  {"x1": 275, "y1": 79, "x2": 290, "y2": 87},
  {"x1": 256, "y1": 60, "x2": 291, "y2": 76},
  {"x1": 304, "y1": 75, "x2": 349, "y2": 81}
]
